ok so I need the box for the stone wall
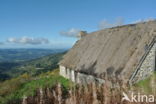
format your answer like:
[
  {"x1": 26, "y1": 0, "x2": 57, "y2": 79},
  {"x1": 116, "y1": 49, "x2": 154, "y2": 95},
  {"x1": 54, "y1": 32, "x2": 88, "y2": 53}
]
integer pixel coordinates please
[
  {"x1": 59, "y1": 65, "x2": 66, "y2": 78},
  {"x1": 131, "y1": 42, "x2": 155, "y2": 83},
  {"x1": 59, "y1": 65, "x2": 105, "y2": 84},
  {"x1": 76, "y1": 72, "x2": 105, "y2": 84}
]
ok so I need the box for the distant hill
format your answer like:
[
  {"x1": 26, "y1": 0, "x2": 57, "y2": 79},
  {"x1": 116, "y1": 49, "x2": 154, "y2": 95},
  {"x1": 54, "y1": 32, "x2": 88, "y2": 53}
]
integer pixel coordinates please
[
  {"x1": 0, "y1": 51, "x2": 66, "y2": 81},
  {"x1": 9, "y1": 52, "x2": 66, "y2": 77},
  {"x1": 0, "y1": 49, "x2": 66, "y2": 62}
]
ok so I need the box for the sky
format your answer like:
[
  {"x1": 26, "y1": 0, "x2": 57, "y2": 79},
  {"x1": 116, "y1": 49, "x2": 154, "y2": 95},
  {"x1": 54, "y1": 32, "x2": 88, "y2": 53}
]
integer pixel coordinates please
[{"x1": 0, "y1": 0, "x2": 155, "y2": 49}]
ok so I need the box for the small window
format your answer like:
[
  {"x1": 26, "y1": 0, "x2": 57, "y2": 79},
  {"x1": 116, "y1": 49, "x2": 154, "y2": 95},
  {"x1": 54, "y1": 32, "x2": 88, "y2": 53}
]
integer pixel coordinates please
[
  {"x1": 65, "y1": 68, "x2": 67, "y2": 74},
  {"x1": 144, "y1": 44, "x2": 148, "y2": 51}
]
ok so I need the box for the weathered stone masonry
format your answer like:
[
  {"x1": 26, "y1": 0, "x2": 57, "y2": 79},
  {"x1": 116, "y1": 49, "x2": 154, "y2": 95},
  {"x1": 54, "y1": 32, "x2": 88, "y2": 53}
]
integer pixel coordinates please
[
  {"x1": 59, "y1": 65, "x2": 105, "y2": 84},
  {"x1": 130, "y1": 42, "x2": 156, "y2": 83}
]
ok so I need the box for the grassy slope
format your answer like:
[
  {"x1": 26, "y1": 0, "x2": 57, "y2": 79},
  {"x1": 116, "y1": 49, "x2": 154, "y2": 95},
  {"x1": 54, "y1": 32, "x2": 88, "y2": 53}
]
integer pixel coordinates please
[
  {"x1": 134, "y1": 72, "x2": 156, "y2": 94},
  {"x1": 0, "y1": 69, "x2": 72, "y2": 104},
  {"x1": 0, "y1": 69, "x2": 155, "y2": 104}
]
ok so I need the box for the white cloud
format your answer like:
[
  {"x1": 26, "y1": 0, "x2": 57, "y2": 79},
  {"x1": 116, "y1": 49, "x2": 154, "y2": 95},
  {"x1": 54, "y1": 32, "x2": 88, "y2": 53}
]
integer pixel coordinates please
[
  {"x1": 60, "y1": 28, "x2": 81, "y2": 38},
  {"x1": 7, "y1": 37, "x2": 49, "y2": 45},
  {"x1": 132, "y1": 17, "x2": 155, "y2": 24},
  {"x1": 98, "y1": 17, "x2": 124, "y2": 29}
]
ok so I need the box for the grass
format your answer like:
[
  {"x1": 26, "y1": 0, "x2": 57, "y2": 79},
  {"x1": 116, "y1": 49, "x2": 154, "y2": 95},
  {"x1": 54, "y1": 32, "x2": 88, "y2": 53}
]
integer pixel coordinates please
[
  {"x1": 1, "y1": 68, "x2": 155, "y2": 104},
  {"x1": 17, "y1": 73, "x2": 71, "y2": 97},
  {"x1": 134, "y1": 72, "x2": 156, "y2": 94},
  {"x1": 0, "y1": 69, "x2": 72, "y2": 104}
]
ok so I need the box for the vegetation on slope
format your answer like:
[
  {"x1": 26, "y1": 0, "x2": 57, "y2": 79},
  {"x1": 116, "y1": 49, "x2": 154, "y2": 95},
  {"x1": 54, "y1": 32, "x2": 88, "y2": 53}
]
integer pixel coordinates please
[
  {"x1": 0, "y1": 51, "x2": 68, "y2": 103},
  {"x1": 0, "y1": 69, "x2": 72, "y2": 104},
  {"x1": 0, "y1": 68, "x2": 155, "y2": 104},
  {"x1": 134, "y1": 72, "x2": 156, "y2": 94}
]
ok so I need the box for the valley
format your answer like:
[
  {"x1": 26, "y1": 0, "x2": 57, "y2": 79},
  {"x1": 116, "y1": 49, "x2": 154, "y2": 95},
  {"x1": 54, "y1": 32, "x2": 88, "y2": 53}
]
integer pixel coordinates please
[{"x1": 0, "y1": 49, "x2": 66, "y2": 81}]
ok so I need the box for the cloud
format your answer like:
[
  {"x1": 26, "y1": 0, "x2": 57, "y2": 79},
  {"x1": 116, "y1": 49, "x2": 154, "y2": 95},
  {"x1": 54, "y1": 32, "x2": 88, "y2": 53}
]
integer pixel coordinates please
[
  {"x1": 98, "y1": 17, "x2": 124, "y2": 29},
  {"x1": 0, "y1": 42, "x2": 4, "y2": 45},
  {"x1": 133, "y1": 17, "x2": 155, "y2": 24},
  {"x1": 7, "y1": 37, "x2": 49, "y2": 45},
  {"x1": 60, "y1": 28, "x2": 81, "y2": 38}
]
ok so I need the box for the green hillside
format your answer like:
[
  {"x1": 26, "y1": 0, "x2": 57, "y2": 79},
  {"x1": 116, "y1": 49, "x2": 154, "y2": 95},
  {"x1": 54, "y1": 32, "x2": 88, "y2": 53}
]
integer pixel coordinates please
[
  {"x1": 134, "y1": 72, "x2": 156, "y2": 94},
  {"x1": 0, "y1": 69, "x2": 72, "y2": 104},
  {"x1": 0, "y1": 52, "x2": 66, "y2": 81},
  {"x1": 0, "y1": 51, "x2": 70, "y2": 104}
]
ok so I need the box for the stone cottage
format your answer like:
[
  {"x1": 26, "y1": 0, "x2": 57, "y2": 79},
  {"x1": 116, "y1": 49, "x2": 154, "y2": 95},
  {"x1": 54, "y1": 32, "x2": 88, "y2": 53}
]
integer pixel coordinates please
[{"x1": 59, "y1": 21, "x2": 156, "y2": 84}]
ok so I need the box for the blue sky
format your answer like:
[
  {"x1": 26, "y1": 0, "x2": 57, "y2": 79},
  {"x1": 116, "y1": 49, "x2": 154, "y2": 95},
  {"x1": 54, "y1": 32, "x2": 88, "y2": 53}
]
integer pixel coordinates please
[{"x1": 0, "y1": 0, "x2": 155, "y2": 49}]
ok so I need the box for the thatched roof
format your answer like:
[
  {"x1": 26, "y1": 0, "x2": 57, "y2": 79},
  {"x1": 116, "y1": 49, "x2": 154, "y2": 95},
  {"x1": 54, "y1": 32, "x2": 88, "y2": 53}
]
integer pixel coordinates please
[{"x1": 60, "y1": 21, "x2": 156, "y2": 80}]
